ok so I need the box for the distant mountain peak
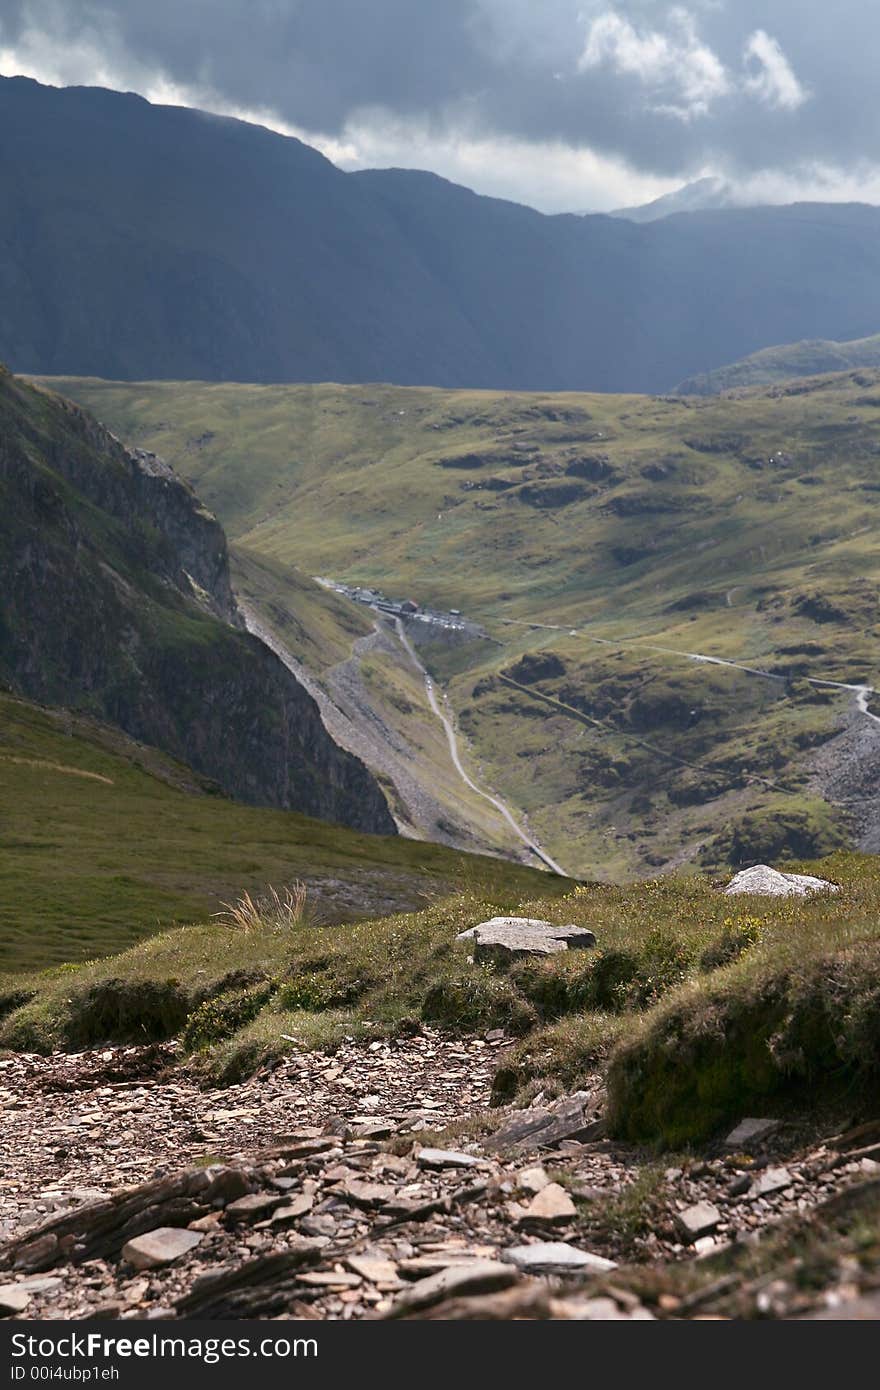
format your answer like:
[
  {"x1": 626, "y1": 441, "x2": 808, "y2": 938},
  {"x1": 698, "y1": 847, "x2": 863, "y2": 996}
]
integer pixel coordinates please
[{"x1": 611, "y1": 176, "x2": 740, "y2": 223}]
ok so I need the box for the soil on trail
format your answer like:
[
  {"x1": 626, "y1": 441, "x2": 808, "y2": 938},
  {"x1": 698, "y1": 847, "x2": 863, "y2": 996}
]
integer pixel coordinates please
[{"x1": 2, "y1": 1035, "x2": 880, "y2": 1321}]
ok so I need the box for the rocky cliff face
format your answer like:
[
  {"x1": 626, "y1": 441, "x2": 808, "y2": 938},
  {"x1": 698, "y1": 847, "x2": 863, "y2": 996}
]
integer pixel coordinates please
[{"x1": 0, "y1": 368, "x2": 395, "y2": 834}]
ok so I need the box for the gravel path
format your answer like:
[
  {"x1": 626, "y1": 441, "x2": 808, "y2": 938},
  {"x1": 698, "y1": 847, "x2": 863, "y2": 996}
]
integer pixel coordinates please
[{"x1": 2, "y1": 1038, "x2": 879, "y2": 1321}]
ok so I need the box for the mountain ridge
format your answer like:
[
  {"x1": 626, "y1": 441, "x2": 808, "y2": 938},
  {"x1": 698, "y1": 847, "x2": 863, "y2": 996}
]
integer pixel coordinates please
[
  {"x1": 611, "y1": 175, "x2": 740, "y2": 222},
  {"x1": 676, "y1": 332, "x2": 880, "y2": 394},
  {"x1": 5, "y1": 76, "x2": 880, "y2": 392}
]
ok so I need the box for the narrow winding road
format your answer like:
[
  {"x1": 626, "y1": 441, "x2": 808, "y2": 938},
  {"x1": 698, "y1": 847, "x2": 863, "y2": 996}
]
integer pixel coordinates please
[
  {"x1": 393, "y1": 619, "x2": 568, "y2": 876},
  {"x1": 241, "y1": 596, "x2": 567, "y2": 876},
  {"x1": 499, "y1": 618, "x2": 880, "y2": 728}
]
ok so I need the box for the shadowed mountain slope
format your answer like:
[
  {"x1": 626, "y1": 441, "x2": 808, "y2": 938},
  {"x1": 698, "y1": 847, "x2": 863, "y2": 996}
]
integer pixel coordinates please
[
  {"x1": 4, "y1": 77, "x2": 880, "y2": 391},
  {"x1": 0, "y1": 368, "x2": 394, "y2": 833}
]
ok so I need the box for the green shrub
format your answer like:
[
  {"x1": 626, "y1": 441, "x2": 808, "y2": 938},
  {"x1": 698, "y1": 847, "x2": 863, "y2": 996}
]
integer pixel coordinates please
[
  {"x1": 709, "y1": 804, "x2": 848, "y2": 868},
  {"x1": 0, "y1": 987, "x2": 36, "y2": 1023},
  {"x1": 491, "y1": 1012, "x2": 623, "y2": 1103},
  {"x1": 0, "y1": 998, "x2": 61, "y2": 1053},
  {"x1": 575, "y1": 948, "x2": 641, "y2": 1011},
  {"x1": 607, "y1": 940, "x2": 880, "y2": 1145},
  {"x1": 276, "y1": 962, "x2": 369, "y2": 1012},
  {"x1": 65, "y1": 977, "x2": 192, "y2": 1044},
  {"x1": 421, "y1": 972, "x2": 538, "y2": 1034},
  {"x1": 700, "y1": 915, "x2": 763, "y2": 972},
  {"x1": 508, "y1": 960, "x2": 576, "y2": 1020},
  {"x1": 625, "y1": 926, "x2": 696, "y2": 1009},
  {"x1": 182, "y1": 983, "x2": 274, "y2": 1051}
]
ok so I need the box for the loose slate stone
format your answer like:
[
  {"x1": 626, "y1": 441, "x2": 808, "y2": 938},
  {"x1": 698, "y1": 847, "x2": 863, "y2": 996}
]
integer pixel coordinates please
[
  {"x1": 519, "y1": 1183, "x2": 576, "y2": 1225},
  {"x1": 676, "y1": 1202, "x2": 721, "y2": 1242},
  {"x1": 264, "y1": 1137, "x2": 336, "y2": 1160},
  {"x1": 516, "y1": 1165, "x2": 551, "y2": 1195},
  {"x1": 202, "y1": 1167, "x2": 252, "y2": 1204},
  {"x1": 0, "y1": 1284, "x2": 31, "y2": 1315},
  {"x1": 17, "y1": 1276, "x2": 62, "y2": 1295},
  {"x1": 270, "y1": 1194, "x2": 314, "y2": 1223},
  {"x1": 12, "y1": 1233, "x2": 59, "y2": 1273},
  {"x1": 562, "y1": 1296, "x2": 654, "y2": 1320},
  {"x1": 122, "y1": 1227, "x2": 203, "y2": 1271},
  {"x1": 389, "y1": 1261, "x2": 519, "y2": 1316},
  {"x1": 416, "y1": 1148, "x2": 483, "y2": 1170},
  {"x1": 224, "y1": 1194, "x2": 283, "y2": 1222},
  {"x1": 338, "y1": 1179, "x2": 397, "y2": 1209},
  {"x1": 502, "y1": 1242, "x2": 617, "y2": 1274},
  {"x1": 397, "y1": 1253, "x2": 490, "y2": 1279},
  {"x1": 297, "y1": 1271, "x2": 363, "y2": 1289},
  {"x1": 345, "y1": 1255, "x2": 399, "y2": 1284},
  {"x1": 352, "y1": 1121, "x2": 395, "y2": 1140},
  {"x1": 748, "y1": 1167, "x2": 793, "y2": 1199},
  {"x1": 486, "y1": 1092, "x2": 601, "y2": 1154},
  {"x1": 457, "y1": 918, "x2": 597, "y2": 963},
  {"x1": 724, "y1": 1118, "x2": 780, "y2": 1149}
]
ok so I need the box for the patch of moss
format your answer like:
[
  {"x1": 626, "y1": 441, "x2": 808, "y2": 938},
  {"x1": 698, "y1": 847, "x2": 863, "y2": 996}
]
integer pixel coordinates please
[
  {"x1": 421, "y1": 973, "x2": 538, "y2": 1035},
  {"x1": 182, "y1": 982, "x2": 274, "y2": 1051},
  {"x1": 607, "y1": 939, "x2": 880, "y2": 1145}
]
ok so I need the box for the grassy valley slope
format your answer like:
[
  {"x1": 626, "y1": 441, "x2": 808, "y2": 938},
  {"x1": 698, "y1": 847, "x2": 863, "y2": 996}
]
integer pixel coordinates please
[
  {"x1": 50, "y1": 371, "x2": 880, "y2": 881},
  {"x1": 0, "y1": 690, "x2": 564, "y2": 971}
]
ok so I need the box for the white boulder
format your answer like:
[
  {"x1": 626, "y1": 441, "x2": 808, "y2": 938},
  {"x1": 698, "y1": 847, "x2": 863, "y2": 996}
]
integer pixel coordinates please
[{"x1": 723, "y1": 864, "x2": 839, "y2": 897}]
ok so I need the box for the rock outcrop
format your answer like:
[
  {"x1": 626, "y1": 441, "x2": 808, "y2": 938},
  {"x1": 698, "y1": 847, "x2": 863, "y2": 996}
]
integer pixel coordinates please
[
  {"x1": 457, "y1": 918, "x2": 597, "y2": 962},
  {"x1": 723, "y1": 865, "x2": 839, "y2": 897},
  {"x1": 0, "y1": 372, "x2": 394, "y2": 833}
]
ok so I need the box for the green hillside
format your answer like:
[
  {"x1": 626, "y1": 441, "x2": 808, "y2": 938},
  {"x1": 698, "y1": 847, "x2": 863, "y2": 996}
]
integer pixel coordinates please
[
  {"x1": 49, "y1": 371, "x2": 880, "y2": 881},
  {"x1": 0, "y1": 691, "x2": 565, "y2": 971},
  {"x1": 677, "y1": 334, "x2": 880, "y2": 395}
]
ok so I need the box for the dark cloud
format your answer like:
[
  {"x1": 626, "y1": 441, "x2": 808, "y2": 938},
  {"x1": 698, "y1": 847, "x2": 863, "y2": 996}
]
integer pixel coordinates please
[{"x1": 0, "y1": 1, "x2": 877, "y2": 194}]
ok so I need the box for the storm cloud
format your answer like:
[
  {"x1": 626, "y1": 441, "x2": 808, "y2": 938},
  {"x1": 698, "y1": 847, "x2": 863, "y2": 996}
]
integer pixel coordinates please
[{"x1": 0, "y1": 1, "x2": 876, "y2": 211}]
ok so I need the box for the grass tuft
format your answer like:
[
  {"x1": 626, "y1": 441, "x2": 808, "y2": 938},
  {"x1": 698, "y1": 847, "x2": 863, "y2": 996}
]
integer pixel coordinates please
[{"x1": 213, "y1": 882, "x2": 311, "y2": 933}]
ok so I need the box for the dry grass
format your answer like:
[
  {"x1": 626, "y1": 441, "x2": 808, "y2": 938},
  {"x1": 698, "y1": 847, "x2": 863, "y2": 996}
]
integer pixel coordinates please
[{"x1": 213, "y1": 882, "x2": 312, "y2": 933}]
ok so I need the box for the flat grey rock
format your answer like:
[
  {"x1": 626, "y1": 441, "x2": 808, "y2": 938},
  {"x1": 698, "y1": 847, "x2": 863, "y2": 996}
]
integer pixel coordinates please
[
  {"x1": 457, "y1": 917, "x2": 596, "y2": 962},
  {"x1": 224, "y1": 1193, "x2": 284, "y2": 1221},
  {"x1": 389, "y1": 1260, "x2": 518, "y2": 1316},
  {"x1": 502, "y1": 1241, "x2": 617, "y2": 1274},
  {"x1": 803, "y1": 1291, "x2": 880, "y2": 1320},
  {"x1": 270, "y1": 1194, "x2": 314, "y2": 1223},
  {"x1": 562, "y1": 1296, "x2": 655, "y2": 1320},
  {"x1": 724, "y1": 865, "x2": 838, "y2": 897},
  {"x1": 517, "y1": 1183, "x2": 577, "y2": 1225},
  {"x1": 724, "y1": 1117, "x2": 780, "y2": 1149},
  {"x1": 676, "y1": 1201, "x2": 721, "y2": 1241},
  {"x1": 486, "y1": 1092, "x2": 602, "y2": 1154},
  {"x1": 122, "y1": 1227, "x2": 203, "y2": 1270},
  {"x1": 748, "y1": 1167, "x2": 793, "y2": 1199},
  {"x1": 0, "y1": 1283, "x2": 31, "y2": 1315},
  {"x1": 17, "y1": 1276, "x2": 63, "y2": 1295},
  {"x1": 416, "y1": 1147, "x2": 483, "y2": 1170},
  {"x1": 516, "y1": 1165, "x2": 551, "y2": 1195}
]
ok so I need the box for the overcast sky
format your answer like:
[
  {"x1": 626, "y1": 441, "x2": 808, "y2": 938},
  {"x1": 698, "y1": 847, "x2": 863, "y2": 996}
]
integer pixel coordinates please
[{"x1": 1, "y1": 1, "x2": 877, "y2": 213}]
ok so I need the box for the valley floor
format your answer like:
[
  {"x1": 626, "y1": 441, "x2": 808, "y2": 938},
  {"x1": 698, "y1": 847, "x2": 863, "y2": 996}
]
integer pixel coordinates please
[{"x1": 2, "y1": 1038, "x2": 879, "y2": 1321}]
